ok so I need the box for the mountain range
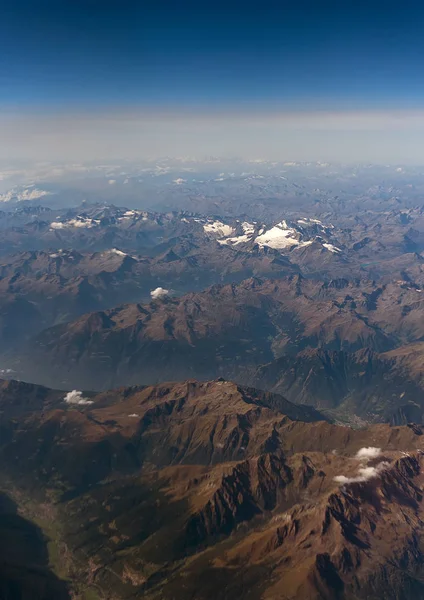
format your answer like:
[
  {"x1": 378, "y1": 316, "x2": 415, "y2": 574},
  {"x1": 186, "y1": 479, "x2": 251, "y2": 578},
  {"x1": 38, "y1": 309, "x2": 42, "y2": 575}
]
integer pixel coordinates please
[
  {"x1": 8, "y1": 276, "x2": 424, "y2": 422},
  {"x1": 2, "y1": 167, "x2": 424, "y2": 599},
  {"x1": 1, "y1": 378, "x2": 424, "y2": 599}
]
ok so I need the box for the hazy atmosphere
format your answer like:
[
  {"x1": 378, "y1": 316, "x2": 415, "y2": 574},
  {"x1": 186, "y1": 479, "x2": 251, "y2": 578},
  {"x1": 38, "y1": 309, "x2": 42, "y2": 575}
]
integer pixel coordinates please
[
  {"x1": 3, "y1": 0, "x2": 424, "y2": 163},
  {"x1": 5, "y1": 108, "x2": 424, "y2": 162},
  {"x1": 4, "y1": 2, "x2": 424, "y2": 600}
]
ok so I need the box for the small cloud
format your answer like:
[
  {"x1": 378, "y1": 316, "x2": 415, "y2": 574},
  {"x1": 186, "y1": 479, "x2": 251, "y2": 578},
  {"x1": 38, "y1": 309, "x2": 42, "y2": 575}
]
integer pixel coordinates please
[
  {"x1": 128, "y1": 413, "x2": 139, "y2": 418},
  {"x1": 64, "y1": 390, "x2": 93, "y2": 405},
  {"x1": 108, "y1": 179, "x2": 116, "y2": 185},
  {"x1": 356, "y1": 447, "x2": 381, "y2": 461},
  {"x1": 173, "y1": 178, "x2": 186, "y2": 185},
  {"x1": 334, "y1": 447, "x2": 388, "y2": 485},
  {"x1": 334, "y1": 461, "x2": 390, "y2": 485},
  {"x1": 150, "y1": 287, "x2": 169, "y2": 300}
]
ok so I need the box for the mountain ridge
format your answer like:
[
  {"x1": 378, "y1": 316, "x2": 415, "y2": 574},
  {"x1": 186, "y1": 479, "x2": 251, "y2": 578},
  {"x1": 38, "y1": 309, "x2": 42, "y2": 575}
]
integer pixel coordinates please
[{"x1": 2, "y1": 377, "x2": 424, "y2": 599}]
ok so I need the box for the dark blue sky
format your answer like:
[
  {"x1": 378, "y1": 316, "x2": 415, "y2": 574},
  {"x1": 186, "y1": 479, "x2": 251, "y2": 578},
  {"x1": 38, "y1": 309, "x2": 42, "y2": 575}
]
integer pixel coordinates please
[{"x1": 2, "y1": 0, "x2": 424, "y2": 110}]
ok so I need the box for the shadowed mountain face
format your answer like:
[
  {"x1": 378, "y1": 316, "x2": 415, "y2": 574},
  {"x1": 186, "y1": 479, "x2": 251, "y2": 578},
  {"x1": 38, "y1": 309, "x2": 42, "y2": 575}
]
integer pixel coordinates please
[
  {"x1": 2, "y1": 378, "x2": 424, "y2": 599},
  {"x1": 249, "y1": 346, "x2": 424, "y2": 424},
  {"x1": 0, "y1": 492, "x2": 70, "y2": 600}
]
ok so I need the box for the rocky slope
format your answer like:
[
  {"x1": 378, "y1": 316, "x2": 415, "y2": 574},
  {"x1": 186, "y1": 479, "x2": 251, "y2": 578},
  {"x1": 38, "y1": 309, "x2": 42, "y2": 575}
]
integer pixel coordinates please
[
  {"x1": 13, "y1": 275, "x2": 424, "y2": 391},
  {"x1": 2, "y1": 200, "x2": 424, "y2": 352},
  {"x1": 250, "y1": 345, "x2": 424, "y2": 424},
  {"x1": 2, "y1": 379, "x2": 424, "y2": 599},
  {"x1": 0, "y1": 243, "x2": 298, "y2": 351}
]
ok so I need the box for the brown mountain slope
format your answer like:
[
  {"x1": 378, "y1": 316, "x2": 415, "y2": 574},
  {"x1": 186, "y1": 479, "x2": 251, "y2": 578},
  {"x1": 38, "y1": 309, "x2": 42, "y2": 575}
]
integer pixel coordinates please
[
  {"x1": 249, "y1": 344, "x2": 424, "y2": 425},
  {"x1": 0, "y1": 379, "x2": 326, "y2": 488},
  {"x1": 13, "y1": 275, "x2": 424, "y2": 390},
  {"x1": 2, "y1": 379, "x2": 424, "y2": 599},
  {"x1": 0, "y1": 245, "x2": 297, "y2": 351}
]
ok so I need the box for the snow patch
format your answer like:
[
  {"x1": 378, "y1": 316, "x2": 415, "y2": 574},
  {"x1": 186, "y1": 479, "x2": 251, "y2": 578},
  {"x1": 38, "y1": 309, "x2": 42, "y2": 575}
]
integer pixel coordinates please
[
  {"x1": 203, "y1": 221, "x2": 235, "y2": 238},
  {"x1": 108, "y1": 248, "x2": 127, "y2": 257},
  {"x1": 323, "y1": 243, "x2": 341, "y2": 253},
  {"x1": 241, "y1": 222, "x2": 255, "y2": 235},
  {"x1": 255, "y1": 223, "x2": 300, "y2": 250},
  {"x1": 293, "y1": 240, "x2": 313, "y2": 250},
  {"x1": 0, "y1": 187, "x2": 52, "y2": 203},
  {"x1": 298, "y1": 218, "x2": 323, "y2": 226},
  {"x1": 50, "y1": 217, "x2": 99, "y2": 230},
  {"x1": 218, "y1": 234, "x2": 251, "y2": 246}
]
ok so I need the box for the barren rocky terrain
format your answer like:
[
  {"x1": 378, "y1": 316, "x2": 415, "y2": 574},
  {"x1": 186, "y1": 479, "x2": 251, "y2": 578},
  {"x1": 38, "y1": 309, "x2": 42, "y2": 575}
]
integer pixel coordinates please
[
  {"x1": 2, "y1": 163, "x2": 424, "y2": 598},
  {"x1": 2, "y1": 379, "x2": 424, "y2": 599}
]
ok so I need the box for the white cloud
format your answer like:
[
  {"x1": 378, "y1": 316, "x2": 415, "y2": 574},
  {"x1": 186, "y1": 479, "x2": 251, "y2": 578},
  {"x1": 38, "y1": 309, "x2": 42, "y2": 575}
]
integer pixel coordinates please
[
  {"x1": 356, "y1": 447, "x2": 382, "y2": 461},
  {"x1": 64, "y1": 390, "x2": 93, "y2": 405},
  {"x1": 334, "y1": 447, "x2": 389, "y2": 485},
  {"x1": 334, "y1": 461, "x2": 390, "y2": 485},
  {"x1": 173, "y1": 178, "x2": 186, "y2": 185},
  {"x1": 108, "y1": 179, "x2": 116, "y2": 185},
  {"x1": 150, "y1": 287, "x2": 169, "y2": 300}
]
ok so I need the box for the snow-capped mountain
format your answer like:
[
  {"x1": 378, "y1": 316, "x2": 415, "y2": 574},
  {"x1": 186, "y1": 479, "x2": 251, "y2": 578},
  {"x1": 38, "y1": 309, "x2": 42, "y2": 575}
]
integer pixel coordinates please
[
  {"x1": 0, "y1": 185, "x2": 52, "y2": 203},
  {"x1": 198, "y1": 216, "x2": 342, "y2": 254}
]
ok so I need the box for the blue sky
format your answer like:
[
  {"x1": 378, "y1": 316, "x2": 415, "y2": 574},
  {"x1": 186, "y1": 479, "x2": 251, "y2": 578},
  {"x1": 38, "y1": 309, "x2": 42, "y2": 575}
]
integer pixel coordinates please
[
  {"x1": 2, "y1": 0, "x2": 424, "y2": 110},
  {"x1": 2, "y1": 0, "x2": 424, "y2": 162}
]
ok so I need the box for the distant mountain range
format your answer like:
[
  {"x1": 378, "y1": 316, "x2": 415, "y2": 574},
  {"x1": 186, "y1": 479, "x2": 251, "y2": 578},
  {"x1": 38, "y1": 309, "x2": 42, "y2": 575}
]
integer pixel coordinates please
[
  {"x1": 250, "y1": 345, "x2": 424, "y2": 424},
  {"x1": 2, "y1": 165, "x2": 424, "y2": 599},
  {"x1": 0, "y1": 201, "x2": 423, "y2": 426},
  {"x1": 4, "y1": 275, "x2": 423, "y2": 427}
]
